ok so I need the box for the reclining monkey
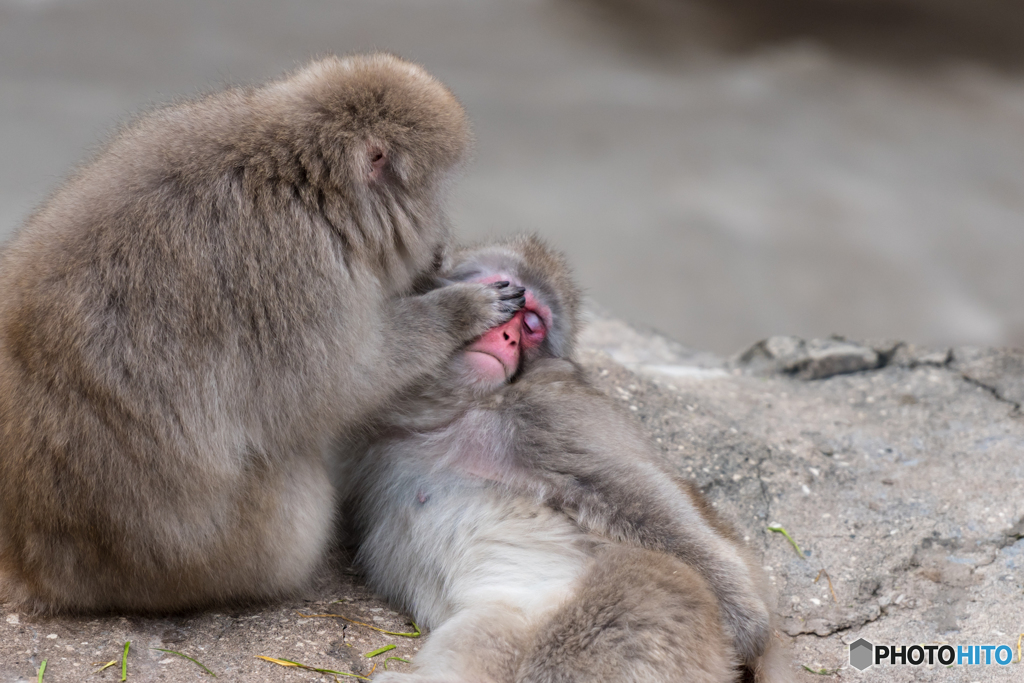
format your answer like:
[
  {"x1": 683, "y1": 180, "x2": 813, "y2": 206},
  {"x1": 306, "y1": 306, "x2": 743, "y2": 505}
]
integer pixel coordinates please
[{"x1": 337, "y1": 235, "x2": 790, "y2": 682}]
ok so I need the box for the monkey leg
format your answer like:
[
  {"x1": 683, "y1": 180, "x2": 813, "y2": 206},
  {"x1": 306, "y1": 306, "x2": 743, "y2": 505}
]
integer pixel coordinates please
[
  {"x1": 0, "y1": 443, "x2": 335, "y2": 614},
  {"x1": 373, "y1": 600, "x2": 540, "y2": 683},
  {"x1": 515, "y1": 546, "x2": 737, "y2": 683}
]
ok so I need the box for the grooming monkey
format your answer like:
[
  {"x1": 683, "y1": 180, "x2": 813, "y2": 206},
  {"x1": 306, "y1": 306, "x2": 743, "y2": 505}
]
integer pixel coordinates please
[
  {"x1": 339, "y1": 236, "x2": 791, "y2": 682},
  {"x1": 0, "y1": 54, "x2": 525, "y2": 613}
]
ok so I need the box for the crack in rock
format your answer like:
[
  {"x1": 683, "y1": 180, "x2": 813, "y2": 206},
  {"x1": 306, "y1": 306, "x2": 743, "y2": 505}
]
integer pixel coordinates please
[
  {"x1": 783, "y1": 604, "x2": 884, "y2": 637},
  {"x1": 755, "y1": 457, "x2": 773, "y2": 526},
  {"x1": 949, "y1": 347, "x2": 1024, "y2": 412},
  {"x1": 957, "y1": 373, "x2": 1022, "y2": 413}
]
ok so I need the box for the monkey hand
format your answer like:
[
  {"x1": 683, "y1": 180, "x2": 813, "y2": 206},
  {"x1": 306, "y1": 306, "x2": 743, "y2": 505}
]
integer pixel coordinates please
[{"x1": 433, "y1": 280, "x2": 526, "y2": 343}]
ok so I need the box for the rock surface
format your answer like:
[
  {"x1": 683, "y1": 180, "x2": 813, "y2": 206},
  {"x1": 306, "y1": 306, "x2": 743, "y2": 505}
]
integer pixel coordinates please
[{"x1": 2, "y1": 314, "x2": 1022, "y2": 681}]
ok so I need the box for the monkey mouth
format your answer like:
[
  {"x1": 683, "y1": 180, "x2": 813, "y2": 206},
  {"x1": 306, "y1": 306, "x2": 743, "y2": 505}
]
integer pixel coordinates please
[{"x1": 465, "y1": 350, "x2": 513, "y2": 379}]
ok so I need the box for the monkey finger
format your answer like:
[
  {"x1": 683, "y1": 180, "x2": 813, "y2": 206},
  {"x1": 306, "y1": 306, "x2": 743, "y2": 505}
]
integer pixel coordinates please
[
  {"x1": 498, "y1": 295, "x2": 527, "y2": 315},
  {"x1": 492, "y1": 283, "x2": 526, "y2": 300}
]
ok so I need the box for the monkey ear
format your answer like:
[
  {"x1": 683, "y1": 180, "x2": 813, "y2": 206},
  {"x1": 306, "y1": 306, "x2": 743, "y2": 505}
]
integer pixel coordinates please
[{"x1": 366, "y1": 144, "x2": 388, "y2": 183}]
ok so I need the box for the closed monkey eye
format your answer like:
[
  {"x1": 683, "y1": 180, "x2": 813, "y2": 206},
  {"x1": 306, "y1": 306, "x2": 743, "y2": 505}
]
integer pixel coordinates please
[
  {"x1": 521, "y1": 310, "x2": 547, "y2": 346},
  {"x1": 523, "y1": 311, "x2": 542, "y2": 334}
]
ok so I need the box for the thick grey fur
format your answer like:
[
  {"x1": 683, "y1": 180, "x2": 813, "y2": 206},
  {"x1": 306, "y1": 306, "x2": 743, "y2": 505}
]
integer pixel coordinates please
[
  {"x1": 0, "y1": 54, "x2": 523, "y2": 614},
  {"x1": 339, "y1": 235, "x2": 792, "y2": 682}
]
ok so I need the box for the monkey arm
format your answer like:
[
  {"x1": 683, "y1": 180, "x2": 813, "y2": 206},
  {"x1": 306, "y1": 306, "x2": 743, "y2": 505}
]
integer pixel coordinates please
[
  {"x1": 356, "y1": 282, "x2": 525, "y2": 405},
  {"x1": 499, "y1": 363, "x2": 772, "y2": 663}
]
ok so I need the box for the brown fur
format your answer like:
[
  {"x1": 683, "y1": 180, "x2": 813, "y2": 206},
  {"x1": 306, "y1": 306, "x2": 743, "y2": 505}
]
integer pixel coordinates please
[
  {"x1": 340, "y1": 235, "x2": 791, "y2": 682},
  {"x1": 518, "y1": 547, "x2": 735, "y2": 683},
  {"x1": 0, "y1": 53, "x2": 523, "y2": 614}
]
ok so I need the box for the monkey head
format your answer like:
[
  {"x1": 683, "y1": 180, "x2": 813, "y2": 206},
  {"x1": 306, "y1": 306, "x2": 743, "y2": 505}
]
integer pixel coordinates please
[
  {"x1": 461, "y1": 285, "x2": 551, "y2": 385},
  {"x1": 444, "y1": 235, "x2": 580, "y2": 394}
]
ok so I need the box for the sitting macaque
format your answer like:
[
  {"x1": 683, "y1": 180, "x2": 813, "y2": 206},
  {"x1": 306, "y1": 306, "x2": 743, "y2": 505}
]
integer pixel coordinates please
[
  {"x1": 0, "y1": 54, "x2": 525, "y2": 614},
  {"x1": 338, "y1": 236, "x2": 790, "y2": 682}
]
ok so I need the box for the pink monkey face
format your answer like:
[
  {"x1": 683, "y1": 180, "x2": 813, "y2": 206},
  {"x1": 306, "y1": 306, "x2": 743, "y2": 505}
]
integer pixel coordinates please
[{"x1": 464, "y1": 274, "x2": 552, "y2": 383}]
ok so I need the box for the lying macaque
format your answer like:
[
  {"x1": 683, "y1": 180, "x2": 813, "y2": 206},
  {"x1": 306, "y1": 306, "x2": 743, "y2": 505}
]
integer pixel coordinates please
[{"x1": 337, "y1": 235, "x2": 790, "y2": 682}]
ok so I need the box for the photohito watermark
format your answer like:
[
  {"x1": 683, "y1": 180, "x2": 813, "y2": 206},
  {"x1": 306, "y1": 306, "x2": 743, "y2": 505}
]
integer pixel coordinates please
[{"x1": 849, "y1": 638, "x2": 1018, "y2": 671}]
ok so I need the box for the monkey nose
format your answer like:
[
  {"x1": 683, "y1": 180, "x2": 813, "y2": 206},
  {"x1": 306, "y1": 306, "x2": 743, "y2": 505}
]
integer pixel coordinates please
[
  {"x1": 502, "y1": 316, "x2": 522, "y2": 348},
  {"x1": 467, "y1": 313, "x2": 525, "y2": 376}
]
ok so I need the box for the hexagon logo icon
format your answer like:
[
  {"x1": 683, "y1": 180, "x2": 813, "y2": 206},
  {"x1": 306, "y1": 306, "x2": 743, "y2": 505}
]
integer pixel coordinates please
[{"x1": 849, "y1": 638, "x2": 874, "y2": 671}]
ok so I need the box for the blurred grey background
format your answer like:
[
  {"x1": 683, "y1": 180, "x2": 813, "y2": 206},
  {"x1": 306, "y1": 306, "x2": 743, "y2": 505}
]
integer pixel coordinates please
[{"x1": 2, "y1": 0, "x2": 1023, "y2": 355}]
